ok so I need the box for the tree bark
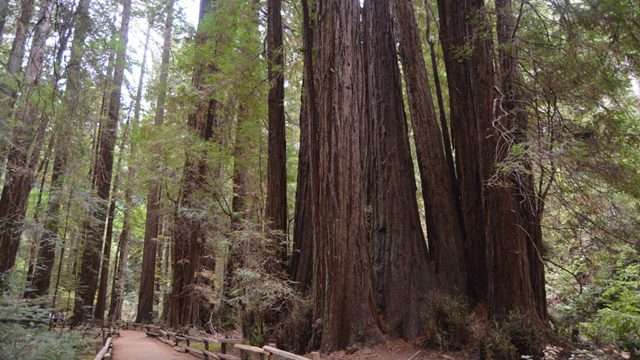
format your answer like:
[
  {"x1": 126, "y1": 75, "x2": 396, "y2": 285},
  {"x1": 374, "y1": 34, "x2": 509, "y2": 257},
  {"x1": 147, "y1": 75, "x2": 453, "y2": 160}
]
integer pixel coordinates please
[
  {"x1": 289, "y1": 0, "x2": 316, "y2": 292},
  {"x1": 132, "y1": 18, "x2": 157, "y2": 323},
  {"x1": 28, "y1": 0, "x2": 91, "y2": 298},
  {"x1": 170, "y1": 0, "x2": 217, "y2": 328},
  {"x1": 0, "y1": 0, "x2": 34, "y2": 139},
  {"x1": 392, "y1": 0, "x2": 467, "y2": 294},
  {"x1": 309, "y1": 0, "x2": 383, "y2": 351},
  {"x1": 74, "y1": 0, "x2": 131, "y2": 323},
  {"x1": 436, "y1": 0, "x2": 495, "y2": 304},
  {"x1": 0, "y1": 0, "x2": 54, "y2": 277},
  {"x1": 265, "y1": 0, "x2": 287, "y2": 267},
  {"x1": 0, "y1": 0, "x2": 9, "y2": 42},
  {"x1": 138, "y1": 0, "x2": 173, "y2": 322}
]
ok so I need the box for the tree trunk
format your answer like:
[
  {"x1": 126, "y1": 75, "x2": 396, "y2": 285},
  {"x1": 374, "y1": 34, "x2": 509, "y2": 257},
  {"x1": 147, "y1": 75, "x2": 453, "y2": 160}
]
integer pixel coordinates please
[
  {"x1": 392, "y1": 0, "x2": 466, "y2": 294},
  {"x1": 265, "y1": 0, "x2": 287, "y2": 267},
  {"x1": 0, "y1": 0, "x2": 54, "y2": 277},
  {"x1": 138, "y1": 0, "x2": 173, "y2": 322},
  {"x1": 27, "y1": 0, "x2": 91, "y2": 298},
  {"x1": 74, "y1": 0, "x2": 131, "y2": 323},
  {"x1": 436, "y1": 0, "x2": 495, "y2": 304},
  {"x1": 0, "y1": 0, "x2": 9, "y2": 42},
  {"x1": 289, "y1": 0, "x2": 315, "y2": 292},
  {"x1": 309, "y1": 0, "x2": 383, "y2": 351},
  {"x1": 170, "y1": 0, "x2": 217, "y2": 328},
  {"x1": 492, "y1": 0, "x2": 547, "y2": 321}
]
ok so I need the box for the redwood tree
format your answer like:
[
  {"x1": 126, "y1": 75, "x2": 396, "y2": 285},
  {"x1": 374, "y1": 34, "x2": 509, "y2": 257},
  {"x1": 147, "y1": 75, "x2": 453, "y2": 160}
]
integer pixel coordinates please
[
  {"x1": 265, "y1": 0, "x2": 287, "y2": 266},
  {"x1": 138, "y1": 0, "x2": 174, "y2": 322},
  {"x1": 0, "y1": 0, "x2": 54, "y2": 277},
  {"x1": 28, "y1": 0, "x2": 91, "y2": 298},
  {"x1": 74, "y1": 0, "x2": 131, "y2": 323}
]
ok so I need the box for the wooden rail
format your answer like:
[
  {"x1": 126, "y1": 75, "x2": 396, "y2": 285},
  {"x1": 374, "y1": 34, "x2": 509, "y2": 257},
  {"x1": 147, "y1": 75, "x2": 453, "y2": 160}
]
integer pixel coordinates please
[{"x1": 94, "y1": 336, "x2": 112, "y2": 360}]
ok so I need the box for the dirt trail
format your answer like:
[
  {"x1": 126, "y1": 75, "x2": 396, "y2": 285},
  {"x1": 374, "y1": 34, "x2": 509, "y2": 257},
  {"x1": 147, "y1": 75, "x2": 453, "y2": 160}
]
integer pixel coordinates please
[{"x1": 112, "y1": 330, "x2": 196, "y2": 360}]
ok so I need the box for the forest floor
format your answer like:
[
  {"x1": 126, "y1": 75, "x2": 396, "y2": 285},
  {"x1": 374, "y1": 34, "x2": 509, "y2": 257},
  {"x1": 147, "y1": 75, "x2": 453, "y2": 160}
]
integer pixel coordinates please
[
  {"x1": 320, "y1": 340, "x2": 466, "y2": 360},
  {"x1": 112, "y1": 330, "x2": 196, "y2": 360}
]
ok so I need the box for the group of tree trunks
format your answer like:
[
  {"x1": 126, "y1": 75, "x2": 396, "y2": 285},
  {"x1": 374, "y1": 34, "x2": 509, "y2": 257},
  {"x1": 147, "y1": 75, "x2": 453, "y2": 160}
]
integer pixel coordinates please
[
  {"x1": 288, "y1": 0, "x2": 548, "y2": 351},
  {"x1": 0, "y1": 0, "x2": 548, "y2": 354}
]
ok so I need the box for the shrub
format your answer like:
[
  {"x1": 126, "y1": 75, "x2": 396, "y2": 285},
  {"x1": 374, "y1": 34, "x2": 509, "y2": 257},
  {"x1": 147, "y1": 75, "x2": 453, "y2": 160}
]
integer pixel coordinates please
[{"x1": 421, "y1": 294, "x2": 471, "y2": 351}]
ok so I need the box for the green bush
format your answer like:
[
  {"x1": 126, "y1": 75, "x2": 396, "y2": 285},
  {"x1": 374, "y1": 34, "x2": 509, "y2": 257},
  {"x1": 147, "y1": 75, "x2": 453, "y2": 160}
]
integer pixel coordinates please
[{"x1": 421, "y1": 294, "x2": 471, "y2": 351}]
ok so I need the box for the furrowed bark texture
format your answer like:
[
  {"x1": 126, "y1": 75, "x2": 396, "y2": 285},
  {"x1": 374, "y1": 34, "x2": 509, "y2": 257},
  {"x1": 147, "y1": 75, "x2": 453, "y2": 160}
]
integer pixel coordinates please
[
  {"x1": 393, "y1": 0, "x2": 466, "y2": 293},
  {"x1": 289, "y1": 0, "x2": 315, "y2": 292},
  {"x1": 310, "y1": 0, "x2": 383, "y2": 351},
  {"x1": 74, "y1": 0, "x2": 131, "y2": 323},
  {"x1": 265, "y1": 0, "x2": 287, "y2": 267},
  {"x1": 363, "y1": 0, "x2": 434, "y2": 339},
  {"x1": 170, "y1": 0, "x2": 217, "y2": 328},
  {"x1": 436, "y1": 0, "x2": 494, "y2": 304},
  {"x1": 29, "y1": 0, "x2": 91, "y2": 298},
  {"x1": 0, "y1": 0, "x2": 53, "y2": 276}
]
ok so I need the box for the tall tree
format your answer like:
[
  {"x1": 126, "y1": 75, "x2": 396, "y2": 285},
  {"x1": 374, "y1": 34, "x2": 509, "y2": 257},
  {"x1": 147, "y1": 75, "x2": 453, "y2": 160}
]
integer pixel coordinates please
[
  {"x1": 27, "y1": 0, "x2": 91, "y2": 298},
  {"x1": 436, "y1": 0, "x2": 495, "y2": 304},
  {"x1": 362, "y1": 0, "x2": 437, "y2": 339},
  {"x1": 137, "y1": 0, "x2": 174, "y2": 323},
  {"x1": 74, "y1": 0, "x2": 131, "y2": 323},
  {"x1": 169, "y1": 0, "x2": 218, "y2": 328},
  {"x1": 289, "y1": 0, "x2": 315, "y2": 291},
  {"x1": 265, "y1": 0, "x2": 287, "y2": 265},
  {"x1": 309, "y1": 0, "x2": 383, "y2": 351},
  {"x1": 392, "y1": 0, "x2": 466, "y2": 293},
  {"x1": 0, "y1": 0, "x2": 9, "y2": 41},
  {"x1": 0, "y1": 0, "x2": 54, "y2": 277},
  {"x1": 0, "y1": 0, "x2": 34, "y2": 177}
]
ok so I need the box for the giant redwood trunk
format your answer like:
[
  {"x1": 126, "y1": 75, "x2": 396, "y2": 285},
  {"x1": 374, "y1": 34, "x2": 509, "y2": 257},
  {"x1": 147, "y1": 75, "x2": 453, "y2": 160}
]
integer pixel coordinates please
[
  {"x1": 492, "y1": 0, "x2": 547, "y2": 321},
  {"x1": 139, "y1": 0, "x2": 175, "y2": 319},
  {"x1": 0, "y1": 0, "x2": 53, "y2": 277},
  {"x1": 265, "y1": 0, "x2": 287, "y2": 266},
  {"x1": 436, "y1": 0, "x2": 495, "y2": 304},
  {"x1": 170, "y1": 0, "x2": 217, "y2": 328},
  {"x1": 309, "y1": 0, "x2": 383, "y2": 351},
  {"x1": 74, "y1": 0, "x2": 131, "y2": 323},
  {"x1": 392, "y1": 0, "x2": 466, "y2": 294},
  {"x1": 28, "y1": 0, "x2": 91, "y2": 298},
  {"x1": 362, "y1": 0, "x2": 435, "y2": 339}
]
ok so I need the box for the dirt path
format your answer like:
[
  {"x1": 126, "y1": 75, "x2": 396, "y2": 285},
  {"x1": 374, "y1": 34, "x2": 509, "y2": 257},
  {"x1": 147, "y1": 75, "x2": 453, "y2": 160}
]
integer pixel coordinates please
[{"x1": 112, "y1": 330, "x2": 196, "y2": 360}]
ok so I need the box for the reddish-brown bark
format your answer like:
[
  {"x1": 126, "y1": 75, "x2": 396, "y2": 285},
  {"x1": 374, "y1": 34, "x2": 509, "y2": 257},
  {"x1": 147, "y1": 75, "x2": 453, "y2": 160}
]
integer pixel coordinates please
[{"x1": 74, "y1": 0, "x2": 131, "y2": 323}]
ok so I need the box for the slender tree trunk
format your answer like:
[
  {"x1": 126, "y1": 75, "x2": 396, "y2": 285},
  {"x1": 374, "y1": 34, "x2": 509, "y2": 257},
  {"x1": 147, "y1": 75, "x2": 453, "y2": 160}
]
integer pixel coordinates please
[
  {"x1": 138, "y1": 0, "x2": 173, "y2": 321},
  {"x1": 27, "y1": 0, "x2": 91, "y2": 298},
  {"x1": 74, "y1": 0, "x2": 131, "y2": 323},
  {"x1": 170, "y1": 0, "x2": 218, "y2": 328},
  {"x1": 265, "y1": 0, "x2": 287, "y2": 267},
  {"x1": 309, "y1": 0, "x2": 383, "y2": 351},
  {"x1": 289, "y1": 0, "x2": 315, "y2": 292},
  {"x1": 0, "y1": 0, "x2": 9, "y2": 42},
  {"x1": 392, "y1": 0, "x2": 466, "y2": 294},
  {"x1": 0, "y1": 0, "x2": 54, "y2": 277}
]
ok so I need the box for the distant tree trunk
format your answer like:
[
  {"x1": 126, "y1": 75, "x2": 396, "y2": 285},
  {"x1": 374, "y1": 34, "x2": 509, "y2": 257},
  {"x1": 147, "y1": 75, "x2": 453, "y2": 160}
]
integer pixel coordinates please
[
  {"x1": 0, "y1": 0, "x2": 54, "y2": 277},
  {"x1": 74, "y1": 0, "x2": 131, "y2": 323},
  {"x1": 289, "y1": 0, "x2": 315, "y2": 292},
  {"x1": 309, "y1": 0, "x2": 383, "y2": 351},
  {"x1": 27, "y1": 0, "x2": 91, "y2": 298},
  {"x1": 392, "y1": 0, "x2": 466, "y2": 294},
  {"x1": 265, "y1": 0, "x2": 287, "y2": 267},
  {"x1": 0, "y1": 0, "x2": 9, "y2": 42},
  {"x1": 0, "y1": 0, "x2": 34, "y2": 161},
  {"x1": 436, "y1": 0, "x2": 495, "y2": 304},
  {"x1": 138, "y1": 0, "x2": 173, "y2": 322},
  {"x1": 170, "y1": 0, "x2": 217, "y2": 328}
]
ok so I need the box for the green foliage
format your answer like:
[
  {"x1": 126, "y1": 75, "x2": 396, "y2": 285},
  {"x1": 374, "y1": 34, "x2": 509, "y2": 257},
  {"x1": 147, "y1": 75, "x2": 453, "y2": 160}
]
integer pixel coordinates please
[
  {"x1": 421, "y1": 294, "x2": 471, "y2": 351},
  {"x1": 0, "y1": 296, "x2": 89, "y2": 360}
]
